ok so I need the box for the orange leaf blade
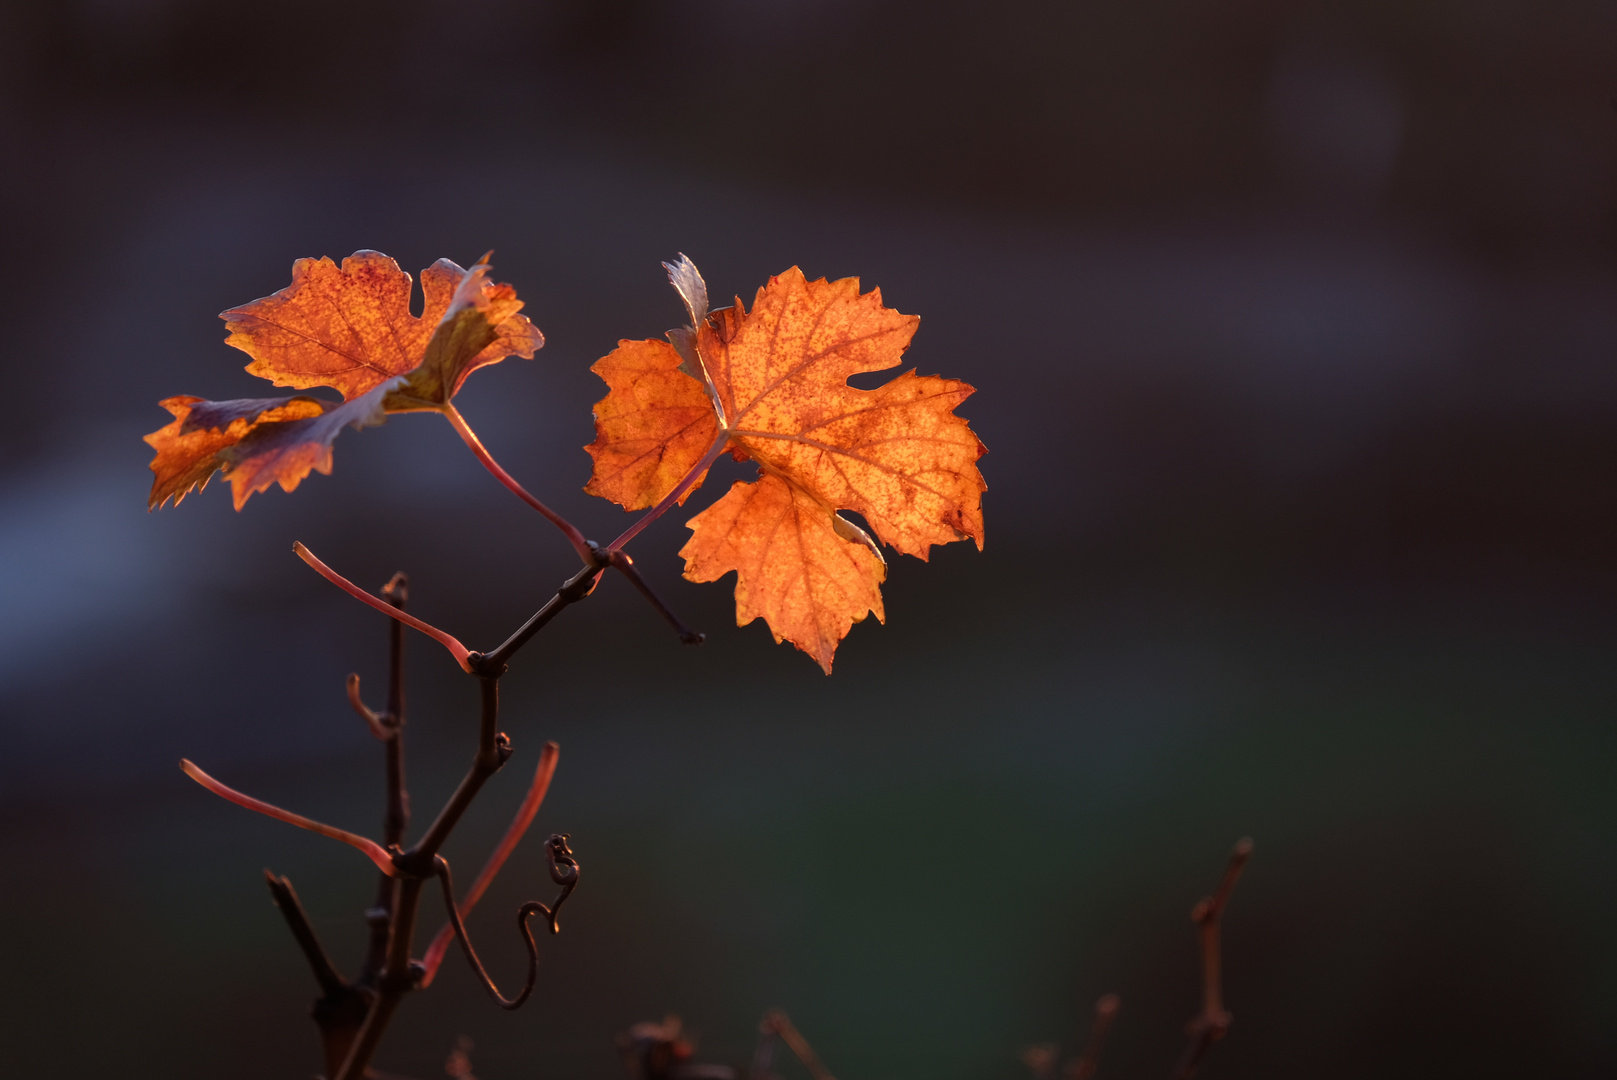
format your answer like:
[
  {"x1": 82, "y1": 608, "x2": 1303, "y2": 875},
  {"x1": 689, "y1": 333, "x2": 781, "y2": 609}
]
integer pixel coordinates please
[
  {"x1": 220, "y1": 377, "x2": 400, "y2": 509},
  {"x1": 701, "y1": 267, "x2": 986, "y2": 561},
  {"x1": 419, "y1": 741, "x2": 561, "y2": 986},
  {"x1": 388, "y1": 259, "x2": 544, "y2": 411},
  {"x1": 180, "y1": 759, "x2": 398, "y2": 877},
  {"x1": 223, "y1": 251, "x2": 424, "y2": 398},
  {"x1": 584, "y1": 338, "x2": 720, "y2": 510},
  {"x1": 143, "y1": 394, "x2": 326, "y2": 509},
  {"x1": 221, "y1": 250, "x2": 540, "y2": 402},
  {"x1": 681, "y1": 475, "x2": 886, "y2": 673}
]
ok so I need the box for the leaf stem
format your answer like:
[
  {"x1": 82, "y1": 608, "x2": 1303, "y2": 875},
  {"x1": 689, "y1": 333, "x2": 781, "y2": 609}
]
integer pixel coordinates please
[
  {"x1": 443, "y1": 404, "x2": 593, "y2": 563},
  {"x1": 607, "y1": 431, "x2": 730, "y2": 552}
]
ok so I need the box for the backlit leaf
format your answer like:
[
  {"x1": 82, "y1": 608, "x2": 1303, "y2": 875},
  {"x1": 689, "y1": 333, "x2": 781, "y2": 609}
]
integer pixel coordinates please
[
  {"x1": 585, "y1": 263, "x2": 985, "y2": 671},
  {"x1": 146, "y1": 252, "x2": 541, "y2": 510}
]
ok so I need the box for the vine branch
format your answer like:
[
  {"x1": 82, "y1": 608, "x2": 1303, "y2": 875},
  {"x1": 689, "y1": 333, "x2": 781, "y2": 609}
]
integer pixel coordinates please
[{"x1": 1169, "y1": 837, "x2": 1253, "y2": 1080}]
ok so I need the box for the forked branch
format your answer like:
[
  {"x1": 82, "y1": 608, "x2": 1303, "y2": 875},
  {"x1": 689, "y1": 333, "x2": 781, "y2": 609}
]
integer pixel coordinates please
[{"x1": 264, "y1": 871, "x2": 372, "y2": 1078}]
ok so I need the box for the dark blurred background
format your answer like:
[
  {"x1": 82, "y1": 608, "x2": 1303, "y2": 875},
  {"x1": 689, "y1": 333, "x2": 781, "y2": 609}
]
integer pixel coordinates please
[{"x1": 2, "y1": 1, "x2": 1616, "y2": 1077}]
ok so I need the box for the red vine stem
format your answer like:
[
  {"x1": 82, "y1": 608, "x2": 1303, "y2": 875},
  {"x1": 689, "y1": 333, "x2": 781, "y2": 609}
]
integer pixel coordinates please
[
  {"x1": 294, "y1": 543, "x2": 473, "y2": 672},
  {"x1": 419, "y1": 740, "x2": 562, "y2": 985},
  {"x1": 180, "y1": 759, "x2": 398, "y2": 877},
  {"x1": 442, "y1": 404, "x2": 594, "y2": 563},
  {"x1": 607, "y1": 432, "x2": 730, "y2": 552}
]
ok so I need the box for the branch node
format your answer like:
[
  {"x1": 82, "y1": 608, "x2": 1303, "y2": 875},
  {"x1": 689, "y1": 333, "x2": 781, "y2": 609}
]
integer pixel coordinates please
[{"x1": 381, "y1": 572, "x2": 409, "y2": 604}]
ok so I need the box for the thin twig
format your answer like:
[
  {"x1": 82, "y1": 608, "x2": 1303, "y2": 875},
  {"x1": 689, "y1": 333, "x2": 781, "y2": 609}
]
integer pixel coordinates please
[
  {"x1": 381, "y1": 572, "x2": 410, "y2": 847},
  {"x1": 600, "y1": 547, "x2": 704, "y2": 644},
  {"x1": 361, "y1": 575, "x2": 411, "y2": 989},
  {"x1": 1169, "y1": 838, "x2": 1253, "y2": 1080},
  {"x1": 265, "y1": 871, "x2": 372, "y2": 1078},
  {"x1": 484, "y1": 564, "x2": 604, "y2": 670},
  {"x1": 264, "y1": 870, "x2": 350, "y2": 998},
  {"x1": 759, "y1": 1010, "x2": 836, "y2": 1080},
  {"x1": 265, "y1": 872, "x2": 372, "y2": 1074},
  {"x1": 345, "y1": 673, "x2": 395, "y2": 740},
  {"x1": 1067, "y1": 994, "x2": 1119, "y2": 1080}
]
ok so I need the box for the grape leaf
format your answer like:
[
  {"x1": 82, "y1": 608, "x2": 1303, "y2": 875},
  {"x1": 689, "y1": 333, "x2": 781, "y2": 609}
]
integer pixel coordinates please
[
  {"x1": 145, "y1": 252, "x2": 541, "y2": 509},
  {"x1": 680, "y1": 473, "x2": 888, "y2": 672},
  {"x1": 582, "y1": 338, "x2": 719, "y2": 510},
  {"x1": 584, "y1": 265, "x2": 986, "y2": 672}
]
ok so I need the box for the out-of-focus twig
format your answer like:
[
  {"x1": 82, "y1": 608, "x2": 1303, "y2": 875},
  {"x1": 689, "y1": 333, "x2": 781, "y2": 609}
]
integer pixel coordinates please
[
  {"x1": 755, "y1": 1010, "x2": 836, "y2": 1080},
  {"x1": 1169, "y1": 838, "x2": 1253, "y2": 1080},
  {"x1": 1067, "y1": 993, "x2": 1119, "y2": 1080}
]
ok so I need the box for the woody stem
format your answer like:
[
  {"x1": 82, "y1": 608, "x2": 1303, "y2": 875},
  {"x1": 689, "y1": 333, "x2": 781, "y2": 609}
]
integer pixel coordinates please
[{"x1": 334, "y1": 678, "x2": 510, "y2": 1080}]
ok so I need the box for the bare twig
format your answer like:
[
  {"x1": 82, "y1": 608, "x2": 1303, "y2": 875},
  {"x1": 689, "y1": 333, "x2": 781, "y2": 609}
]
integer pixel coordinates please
[
  {"x1": 758, "y1": 1010, "x2": 836, "y2": 1080},
  {"x1": 1169, "y1": 838, "x2": 1253, "y2": 1080},
  {"x1": 360, "y1": 575, "x2": 411, "y2": 989},
  {"x1": 380, "y1": 572, "x2": 410, "y2": 847},
  {"x1": 1067, "y1": 994, "x2": 1119, "y2": 1080},
  {"x1": 599, "y1": 547, "x2": 704, "y2": 644},
  {"x1": 263, "y1": 871, "x2": 372, "y2": 1078},
  {"x1": 483, "y1": 564, "x2": 604, "y2": 670},
  {"x1": 346, "y1": 674, "x2": 394, "y2": 740}
]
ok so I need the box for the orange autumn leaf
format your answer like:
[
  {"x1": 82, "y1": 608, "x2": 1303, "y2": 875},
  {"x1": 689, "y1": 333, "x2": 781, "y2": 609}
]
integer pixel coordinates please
[
  {"x1": 585, "y1": 261, "x2": 985, "y2": 672},
  {"x1": 223, "y1": 250, "x2": 541, "y2": 404},
  {"x1": 583, "y1": 338, "x2": 719, "y2": 510},
  {"x1": 681, "y1": 473, "x2": 888, "y2": 672},
  {"x1": 145, "y1": 252, "x2": 541, "y2": 510}
]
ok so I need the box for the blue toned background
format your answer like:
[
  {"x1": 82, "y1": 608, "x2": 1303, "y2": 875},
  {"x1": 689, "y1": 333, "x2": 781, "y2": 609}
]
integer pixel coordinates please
[{"x1": 1, "y1": 2, "x2": 1614, "y2": 1077}]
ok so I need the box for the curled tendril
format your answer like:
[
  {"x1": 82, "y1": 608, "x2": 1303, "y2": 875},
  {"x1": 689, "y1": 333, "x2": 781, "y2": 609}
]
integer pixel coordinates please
[{"x1": 436, "y1": 833, "x2": 579, "y2": 1010}]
